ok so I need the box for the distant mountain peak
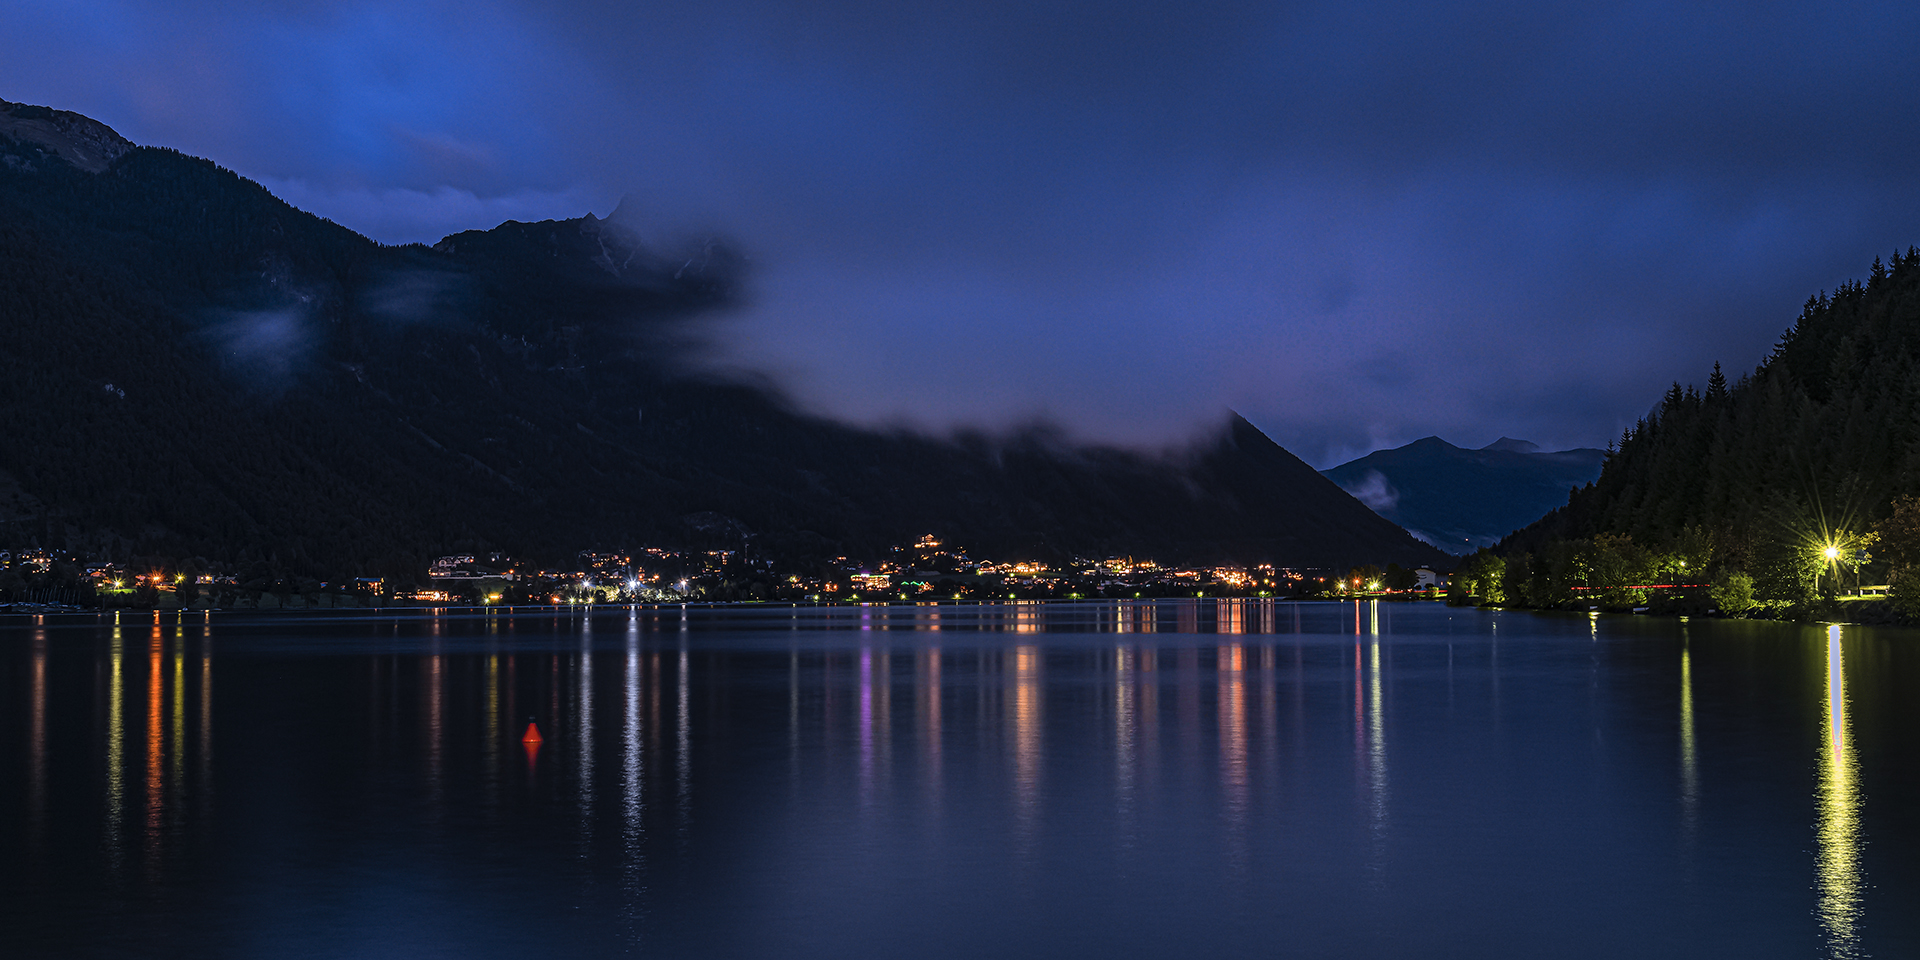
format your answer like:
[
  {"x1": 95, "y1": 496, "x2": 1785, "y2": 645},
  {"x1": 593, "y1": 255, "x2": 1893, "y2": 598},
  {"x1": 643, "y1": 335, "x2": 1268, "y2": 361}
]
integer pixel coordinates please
[
  {"x1": 1323, "y1": 435, "x2": 1606, "y2": 553},
  {"x1": 0, "y1": 98, "x2": 134, "y2": 173},
  {"x1": 606, "y1": 193, "x2": 639, "y2": 226}
]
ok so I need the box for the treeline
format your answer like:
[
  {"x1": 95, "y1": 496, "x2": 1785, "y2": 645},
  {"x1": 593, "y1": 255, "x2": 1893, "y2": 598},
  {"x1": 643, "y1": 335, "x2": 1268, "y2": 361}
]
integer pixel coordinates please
[{"x1": 1459, "y1": 249, "x2": 1920, "y2": 618}]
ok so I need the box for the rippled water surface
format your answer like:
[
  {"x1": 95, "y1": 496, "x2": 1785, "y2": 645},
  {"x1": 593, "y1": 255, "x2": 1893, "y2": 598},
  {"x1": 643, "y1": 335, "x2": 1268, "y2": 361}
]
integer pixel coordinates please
[{"x1": 3, "y1": 601, "x2": 1916, "y2": 958}]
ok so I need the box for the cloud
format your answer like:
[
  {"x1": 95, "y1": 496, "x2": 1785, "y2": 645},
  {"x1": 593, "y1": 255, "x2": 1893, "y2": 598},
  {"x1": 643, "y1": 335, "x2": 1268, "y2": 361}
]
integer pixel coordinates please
[
  {"x1": 202, "y1": 308, "x2": 311, "y2": 392},
  {"x1": 10, "y1": 0, "x2": 1920, "y2": 463},
  {"x1": 356, "y1": 267, "x2": 472, "y2": 328},
  {"x1": 1339, "y1": 470, "x2": 1400, "y2": 516}
]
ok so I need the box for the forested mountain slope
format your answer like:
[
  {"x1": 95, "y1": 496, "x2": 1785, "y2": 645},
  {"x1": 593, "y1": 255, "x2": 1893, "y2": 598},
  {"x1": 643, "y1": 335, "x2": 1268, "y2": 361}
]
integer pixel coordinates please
[
  {"x1": 1480, "y1": 249, "x2": 1920, "y2": 609},
  {"x1": 0, "y1": 98, "x2": 1444, "y2": 577}
]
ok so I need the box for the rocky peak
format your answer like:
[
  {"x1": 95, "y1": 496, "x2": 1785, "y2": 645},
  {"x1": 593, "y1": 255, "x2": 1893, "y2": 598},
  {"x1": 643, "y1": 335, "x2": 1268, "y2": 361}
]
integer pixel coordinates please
[{"x1": 0, "y1": 98, "x2": 136, "y2": 173}]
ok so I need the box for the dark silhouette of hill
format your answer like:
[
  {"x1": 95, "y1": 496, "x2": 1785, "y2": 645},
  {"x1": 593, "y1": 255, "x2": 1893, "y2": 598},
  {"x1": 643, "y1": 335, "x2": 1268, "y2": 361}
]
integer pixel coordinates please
[
  {"x1": 0, "y1": 97, "x2": 1444, "y2": 577},
  {"x1": 1321, "y1": 438, "x2": 1605, "y2": 554},
  {"x1": 1478, "y1": 247, "x2": 1920, "y2": 610}
]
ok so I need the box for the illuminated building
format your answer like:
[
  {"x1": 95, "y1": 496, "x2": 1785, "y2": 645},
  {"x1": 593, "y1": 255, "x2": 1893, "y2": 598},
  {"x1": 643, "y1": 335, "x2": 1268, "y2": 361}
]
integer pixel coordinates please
[{"x1": 429, "y1": 554, "x2": 517, "y2": 582}]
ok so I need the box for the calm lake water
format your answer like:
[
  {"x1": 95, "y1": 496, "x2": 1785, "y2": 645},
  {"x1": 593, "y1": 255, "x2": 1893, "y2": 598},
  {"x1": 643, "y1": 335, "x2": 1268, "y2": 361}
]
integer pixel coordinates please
[{"x1": 2, "y1": 601, "x2": 1915, "y2": 959}]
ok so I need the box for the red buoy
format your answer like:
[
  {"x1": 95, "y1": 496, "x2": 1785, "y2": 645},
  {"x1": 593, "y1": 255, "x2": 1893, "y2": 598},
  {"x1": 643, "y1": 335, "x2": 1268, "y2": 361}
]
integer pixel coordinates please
[{"x1": 522, "y1": 721, "x2": 543, "y2": 743}]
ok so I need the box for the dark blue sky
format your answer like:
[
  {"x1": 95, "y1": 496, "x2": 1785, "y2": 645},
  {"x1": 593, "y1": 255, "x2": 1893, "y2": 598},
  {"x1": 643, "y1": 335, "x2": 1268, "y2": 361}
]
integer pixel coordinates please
[{"x1": 10, "y1": 0, "x2": 1920, "y2": 464}]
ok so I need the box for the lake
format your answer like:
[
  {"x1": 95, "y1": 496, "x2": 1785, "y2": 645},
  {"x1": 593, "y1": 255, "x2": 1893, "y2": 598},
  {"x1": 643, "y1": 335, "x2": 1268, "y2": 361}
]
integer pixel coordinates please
[{"x1": 3, "y1": 600, "x2": 1914, "y2": 958}]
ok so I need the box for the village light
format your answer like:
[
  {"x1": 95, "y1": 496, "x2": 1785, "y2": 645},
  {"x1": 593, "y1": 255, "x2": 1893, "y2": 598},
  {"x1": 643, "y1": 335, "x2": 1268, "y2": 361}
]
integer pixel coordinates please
[{"x1": 1824, "y1": 545, "x2": 1841, "y2": 561}]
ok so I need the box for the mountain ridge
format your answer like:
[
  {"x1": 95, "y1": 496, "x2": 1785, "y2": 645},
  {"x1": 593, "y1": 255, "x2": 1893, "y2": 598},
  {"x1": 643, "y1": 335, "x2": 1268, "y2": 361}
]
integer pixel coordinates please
[
  {"x1": 0, "y1": 97, "x2": 134, "y2": 173},
  {"x1": 0, "y1": 96, "x2": 1446, "y2": 578},
  {"x1": 1322, "y1": 437, "x2": 1605, "y2": 553}
]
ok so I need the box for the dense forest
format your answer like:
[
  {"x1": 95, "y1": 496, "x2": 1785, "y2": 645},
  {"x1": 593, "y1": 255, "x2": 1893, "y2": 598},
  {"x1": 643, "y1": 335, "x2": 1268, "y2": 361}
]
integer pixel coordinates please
[
  {"x1": 0, "y1": 99, "x2": 1444, "y2": 586},
  {"x1": 1457, "y1": 249, "x2": 1920, "y2": 617}
]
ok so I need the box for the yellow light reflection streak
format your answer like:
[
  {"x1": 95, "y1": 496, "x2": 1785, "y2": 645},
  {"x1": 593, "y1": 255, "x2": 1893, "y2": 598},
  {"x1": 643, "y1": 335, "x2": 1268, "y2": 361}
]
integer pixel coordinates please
[
  {"x1": 145, "y1": 626, "x2": 163, "y2": 864},
  {"x1": 1218, "y1": 643, "x2": 1248, "y2": 870},
  {"x1": 487, "y1": 653, "x2": 501, "y2": 801},
  {"x1": 28, "y1": 628, "x2": 47, "y2": 849},
  {"x1": 427, "y1": 650, "x2": 444, "y2": 808},
  {"x1": 1218, "y1": 599, "x2": 1243, "y2": 635},
  {"x1": 172, "y1": 628, "x2": 186, "y2": 811},
  {"x1": 1815, "y1": 624, "x2": 1863, "y2": 958},
  {"x1": 200, "y1": 623, "x2": 212, "y2": 812},
  {"x1": 1679, "y1": 643, "x2": 1697, "y2": 839},
  {"x1": 1015, "y1": 602, "x2": 1039, "y2": 634},
  {"x1": 106, "y1": 626, "x2": 125, "y2": 867},
  {"x1": 1012, "y1": 644, "x2": 1042, "y2": 849}
]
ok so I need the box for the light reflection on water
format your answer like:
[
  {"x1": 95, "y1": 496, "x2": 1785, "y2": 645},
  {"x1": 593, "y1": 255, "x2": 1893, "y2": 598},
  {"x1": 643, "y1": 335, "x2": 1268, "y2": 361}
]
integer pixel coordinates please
[
  {"x1": 1679, "y1": 634, "x2": 1696, "y2": 822},
  {"x1": 919, "y1": 645, "x2": 943, "y2": 819},
  {"x1": 578, "y1": 619, "x2": 595, "y2": 848},
  {"x1": 27, "y1": 626, "x2": 47, "y2": 857},
  {"x1": 1011, "y1": 643, "x2": 1042, "y2": 860},
  {"x1": 1366, "y1": 621, "x2": 1389, "y2": 889},
  {"x1": 3, "y1": 601, "x2": 1915, "y2": 959},
  {"x1": 1816, "y1": 624, "x2": 1864, "y2": 958},
  {"x1": 621, "y1": 616, "x2": 647, "y2": 943},
  {"x1": 1217, "y1": 641, "x2": 1248, "y2": 874}
]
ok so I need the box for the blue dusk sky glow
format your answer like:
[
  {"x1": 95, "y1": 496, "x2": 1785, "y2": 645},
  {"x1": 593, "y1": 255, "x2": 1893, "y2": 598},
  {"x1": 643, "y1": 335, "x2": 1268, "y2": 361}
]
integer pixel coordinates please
[{"x1": 8, "y1": 0, "x2": 1920, "y2": 464}]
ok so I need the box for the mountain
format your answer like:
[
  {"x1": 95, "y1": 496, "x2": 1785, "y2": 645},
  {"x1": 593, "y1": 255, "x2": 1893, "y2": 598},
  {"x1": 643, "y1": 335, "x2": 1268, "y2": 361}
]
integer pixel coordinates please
[
  {"x1": 1321, "y1": 437, "x2": 1606, "y2": 553},
  {"x1": 0, "y1": 97, "x2": 1446, "y2": 578},
  {"x1": 1488, "y1": 248, "x2": 1920, "y2": 608}
]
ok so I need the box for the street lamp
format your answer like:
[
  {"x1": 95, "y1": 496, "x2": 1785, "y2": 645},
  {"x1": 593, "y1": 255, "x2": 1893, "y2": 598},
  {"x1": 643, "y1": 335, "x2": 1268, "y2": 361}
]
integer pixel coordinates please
[{"x1": 1819, "y1": 543, "x2": 1844, "y2": 597}]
